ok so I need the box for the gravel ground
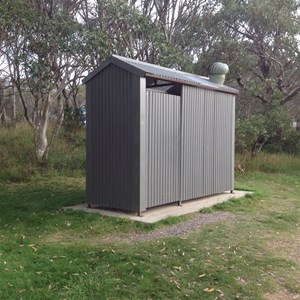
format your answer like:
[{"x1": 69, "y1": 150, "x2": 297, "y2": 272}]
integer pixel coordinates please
[{"x1": 119, "y1": 211, "x2": 236, "y2": 243}]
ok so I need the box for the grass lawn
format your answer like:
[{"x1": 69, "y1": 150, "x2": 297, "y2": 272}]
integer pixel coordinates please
[{"x1": 0, "y1": 157, "x2": 300, "y2": 299}]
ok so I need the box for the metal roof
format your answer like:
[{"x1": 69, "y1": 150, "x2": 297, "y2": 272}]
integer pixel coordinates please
[{"x1": 83, "y1": 55, "x2": 239, "y2": 95}]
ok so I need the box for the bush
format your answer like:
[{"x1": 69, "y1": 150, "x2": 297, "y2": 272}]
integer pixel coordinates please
[
  {"x1": 235, "y1": 108, "x2": 300, "y2": 155},
  {"x1": 64, "y1": 106, "x2": 86, "y2": 131},
  {"x1": 0, "y1": 124, "x2": 86, "y2": 182}
]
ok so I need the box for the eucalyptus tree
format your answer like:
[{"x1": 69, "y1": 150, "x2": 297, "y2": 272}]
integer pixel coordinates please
[
  {"x1": 201, "y1": 0, "x2": 300, "y2": 109},
  {"x1": 128, "y1": 0, "x2": 218, "y2": 64},
  {"x1": 193, "y1": 0, "x2": 300, "y2": 154},
  {"x1": 80, "y1": 0, "x2": 219, "y2": 71},
  {"x1": 1, "y1": 0, "x2": 108, "y2": 163}
]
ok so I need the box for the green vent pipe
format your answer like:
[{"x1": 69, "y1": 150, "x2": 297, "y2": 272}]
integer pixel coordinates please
[{"x1": 208, "y1": 62, "x2": 229, "y2": 85}]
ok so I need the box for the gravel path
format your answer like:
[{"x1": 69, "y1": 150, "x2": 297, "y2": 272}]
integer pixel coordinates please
[{"x1": 120, "y1": 212, "x2": 236, "y2": 243}]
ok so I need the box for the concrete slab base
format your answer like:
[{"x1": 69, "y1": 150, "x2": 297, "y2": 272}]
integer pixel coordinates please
[{"x1": 64, "y1": 190, "x2": 251, "y2": 223}]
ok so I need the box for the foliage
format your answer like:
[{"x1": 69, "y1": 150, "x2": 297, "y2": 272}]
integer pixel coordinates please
[
  {"x1": 194, "y1": 0, "x2": 300, "y2": 123},
  {"x1": 1, "y1": 0, "x2": 300, "y2": 161},
  {"x1": 0, "y1": 0, "x2": 108, "y2": 163},
  {"x1": 63, "y1": 107, "x2": 86, "y2": 131},
  {"x1": 235, "y1": 106, "x2": 297, "y2": 155},
  {"x1": 217, "y1": 0, "x2": 300, "y2": 105},
  {"x1": 83, "y1": 0, "x2": 194, "y2": 70}
]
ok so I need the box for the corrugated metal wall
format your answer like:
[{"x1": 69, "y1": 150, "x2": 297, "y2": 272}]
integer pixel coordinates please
[
  {"x1": 181, "y1": 86, "x2": 235, "y2": 201},
  {"x1": 145, "y1": 88, "x2": 235, "y2": 208},
  {"x1": 203, "y1": 89, "x2": 217, "y2": 196},
  {"x1": 214, "y1": 92, "x2": 235, "y2": 193},
  {"x1": 180, "y1": 87, "x2": 205, "y2": 199},
  {"x1": 86, "y1": 67, "x2": 235, "y2": 212},
  {"x1": 86, "y1": 64, "x2": 141, "y2": 211},
  {"x1": 145, "y1": 91, "x2": 180, "y2": 207}
]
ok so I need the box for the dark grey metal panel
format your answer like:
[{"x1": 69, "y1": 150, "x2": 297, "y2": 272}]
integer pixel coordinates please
[
  {"x1": 145, "y1": 91, "x2": 180, "y2": 207},
  {"x1": 86, "y1": 64, "x2": 141, "y2": 211},
  {"x1": 181, "y1": 86, "x2": 235, "y2": 200},
  {"x1": 139, "y1": 78, "x2": 147, "y2": 212}
]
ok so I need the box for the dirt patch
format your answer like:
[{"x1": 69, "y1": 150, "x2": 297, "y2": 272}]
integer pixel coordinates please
[
  {"x1": 117, "y1": 212, "x2": 235, "y2": 243},
  {"x1": 44, "y1": 212, "x2": 236, "y2": 245},
  {"x1": 266, "y1": 233, "x2": 300, "y2": 264},
  {"x1": 264, "y1": 290, "x2": 300, "y2": 300}
]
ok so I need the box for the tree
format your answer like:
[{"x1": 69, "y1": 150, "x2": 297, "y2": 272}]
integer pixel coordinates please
[
  {"x1": 236, "y1": 107, "x2": 295, "y2": 155},
  {"x1": 206, "y1": 0, "x2": 300, "y2": 110},
  {"x1": 1, "y1": 0, "x2": 108, "y2": 163}
]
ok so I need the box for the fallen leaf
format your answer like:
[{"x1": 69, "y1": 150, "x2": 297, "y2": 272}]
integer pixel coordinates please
[
  {"x1": 64, "y1": 221, "x2": 71, "y2": 227},
  {"x1": 203, "y1": 288, "x2": 215, "y2": 293}
]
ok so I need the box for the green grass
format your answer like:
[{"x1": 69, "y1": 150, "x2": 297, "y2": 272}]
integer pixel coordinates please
[
  {"x1": 1, "y1": 127, "x2": 300, "y2": 299},
  {"x1": 236, "y1": 152, "x2": 300, "y2": 175},
  {"x1": 0, "y1": 125, "x2": 86, "y2": 182},
  {"x1": 1, "y1": 168, "x2": 300, "y2": 299}
]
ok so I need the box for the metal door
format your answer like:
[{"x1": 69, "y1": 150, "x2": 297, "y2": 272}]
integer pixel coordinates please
[
  {"x1": 181, "y1": 86, "x2": 235, "y2": 200},
  {"x1": 145, "y1": 90, "x2": 181, "y2": 207}
]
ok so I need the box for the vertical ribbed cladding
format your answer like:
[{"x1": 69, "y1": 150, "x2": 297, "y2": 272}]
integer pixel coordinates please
[
  {"x1": 181, "y1": 86, "x2": 205, "y2": 200},
  {"x1": 214, "y1": 91, "x2": 235, "y2": 192},
  {"x1": 203, "y1": 89, "x2": 216, "y2": 196},
  {"x1": 181, "y1": 86, "x2": 235, "y2": 200},
  {"x1": 86, "y1": 64, "x2": 140, "y2": 211},
  {"x1": 86, "y1": 75, "x2": 94, "y2": 207},
  {"x1": 145, "y1": 90, "x2": 180, "y2": 208}
]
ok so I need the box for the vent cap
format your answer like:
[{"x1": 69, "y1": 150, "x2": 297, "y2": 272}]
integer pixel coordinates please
[{"x1": 209, "y1": 62, "x2": 229, "y2": 85}]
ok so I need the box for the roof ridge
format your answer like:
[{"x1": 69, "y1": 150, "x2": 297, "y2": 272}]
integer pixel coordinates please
[
  {"x1": 83, "y1": 55, "x2": 239, "y2": 95},
  {"x1": 112, "y1": 54, "x2": 208, "y2": 79}
]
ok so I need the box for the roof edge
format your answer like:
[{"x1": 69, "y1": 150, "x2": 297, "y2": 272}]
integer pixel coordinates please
[
  {"x1": 82, "y1": 55, "x2": 239, "y2": 95},
  {"x1": 145, "y1": 73, "x2": 239, "y2": 95},
  {"x1": 82, "y1": 55, "x2": 145, "y2": 84}
]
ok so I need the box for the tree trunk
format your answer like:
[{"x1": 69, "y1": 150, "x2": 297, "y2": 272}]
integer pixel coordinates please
[
  {"x1": 11, "y1": 85, "x2": 16, "y2": 123},
  {"x1": 35, "y1": 121, "x2": 49, "y2": 164},
  {"x1": 0, "y1": 80, "x2": 7, "y2": 126},
  {"x1": 32, "y1": 68, "x2": 75, "y2": 164},
  {"x1": 35, "y1": 98, "x2": 50, "y2": 164},
  {"x1": 47, "y1": 94, "x2": 65, "y2": 153}
]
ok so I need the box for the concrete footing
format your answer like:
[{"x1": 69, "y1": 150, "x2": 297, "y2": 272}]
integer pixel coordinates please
[{"x1": 64, "y1": 190, "x2": 251, "y2": 223}]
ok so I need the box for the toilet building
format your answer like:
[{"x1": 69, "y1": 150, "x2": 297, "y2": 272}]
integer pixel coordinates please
[{"x1": 83, "y1": 55, "x2": 238, "y2": 213}]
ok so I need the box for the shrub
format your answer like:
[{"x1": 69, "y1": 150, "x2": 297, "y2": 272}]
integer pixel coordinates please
[
  {"x1": 235, "y1": 108, "x2": 299, "y2": 155},
  {"x1": 0, "y1": 124, "x2": 86, "y2": 182}
]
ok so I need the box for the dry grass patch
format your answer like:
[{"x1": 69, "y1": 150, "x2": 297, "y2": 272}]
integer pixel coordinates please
[
  {"x1": 266, "y1": 232, "x2": 300, "y2": 264},
  {"x1": 264, "y1": 290, "x2": 300, "y2": 300}
]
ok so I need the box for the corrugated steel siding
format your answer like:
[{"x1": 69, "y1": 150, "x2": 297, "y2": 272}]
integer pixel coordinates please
[
  {"x1": 214, "y1": 92, "x2": 235, "y2": 192},
  {"x1": 180, "y1": 87, "x2": 205, "y2": 200},
  {"x1": 181, "y1": 86, "x2": 235, "y2": 200},
  {"x1": 86, "y1": 64, "x2": 140, "y2": 211},
  {"x1": 145, "y1": 91, "x2": 180, "y2": 207},
  {"x1": 203, "y1": 89, "x2": 216, "y2": 196}
]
